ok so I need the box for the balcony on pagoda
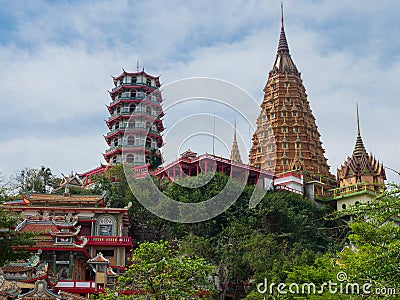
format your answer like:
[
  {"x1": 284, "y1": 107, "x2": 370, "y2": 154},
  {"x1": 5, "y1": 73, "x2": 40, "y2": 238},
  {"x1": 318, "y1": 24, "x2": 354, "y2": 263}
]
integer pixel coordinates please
[
  {"x1": 84, "y1": 236, "x2": 132, "y2": 247},
  {"x1": 54, "y1": 280, "x2": 97, "y2": 294},
  {"x1": 331, "y1": 182, "x2": 384, "y2": 200}
]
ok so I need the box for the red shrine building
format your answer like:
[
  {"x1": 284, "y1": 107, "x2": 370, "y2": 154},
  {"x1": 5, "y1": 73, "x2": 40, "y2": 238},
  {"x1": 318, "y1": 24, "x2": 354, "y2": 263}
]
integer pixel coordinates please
[
  {"x1": 153, "y1": 150, "x2": 275, "y2": 188},
  {"x1": 2, "y1": 178, "x2": 132, "y2": 298}
]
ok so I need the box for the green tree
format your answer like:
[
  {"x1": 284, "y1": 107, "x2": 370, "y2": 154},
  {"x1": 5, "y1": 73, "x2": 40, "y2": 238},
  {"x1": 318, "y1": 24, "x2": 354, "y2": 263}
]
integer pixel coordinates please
[
  {"x1": 0, "y1": 207, "x2": 36, "y2": 266},
  {"x1": 108, "y1": 241, "x2": 216, "y2": 299},
  {"x1": 13, "y1": 166, "x2": 59, "y2": 194},
  {"x1": 333, "y1": 185, "x2": 400, "y2": 293},
  {"x1": 0, "y1": 173, "x2": 11, "y2": 202},
  {"x1": 282, "y1": 184, "x2": 400, "y2": 299},
  {"x1": 148, "y1": 148, "x2": 162, "y2": 170}
]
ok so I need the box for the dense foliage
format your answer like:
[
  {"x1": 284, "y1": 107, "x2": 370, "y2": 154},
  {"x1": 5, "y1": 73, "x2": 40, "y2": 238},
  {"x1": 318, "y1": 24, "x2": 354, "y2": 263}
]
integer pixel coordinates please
[
  {"x1": 92, "y1": 165, "x2": 344, "y2": 299},
  {"x1": 0, "y1": 207, "x2": 37, "y2": 266},
  {"x1": 12, "y1": 166, "x2": 60, "y2": 194},
  {"x1": 103, "y1": 241, "x2": 216, "y2": 299}
]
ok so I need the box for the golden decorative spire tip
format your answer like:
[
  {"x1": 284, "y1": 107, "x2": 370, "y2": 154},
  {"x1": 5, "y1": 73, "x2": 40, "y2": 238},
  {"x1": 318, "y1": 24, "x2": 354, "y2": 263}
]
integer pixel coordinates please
[{"x1": 356, "y1": 102, "x2": 361, "y2": 137}]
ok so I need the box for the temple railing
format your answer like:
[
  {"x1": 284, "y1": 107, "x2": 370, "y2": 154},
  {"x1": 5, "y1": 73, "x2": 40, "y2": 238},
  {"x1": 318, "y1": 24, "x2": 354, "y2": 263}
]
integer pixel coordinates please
[
  {"x1": 85, "y1": 236, "x2": 132, "y2": 246},
  {"x1": 111, "y1": 82, "x2": 159, "y2": 92},
  {"x1": 55, "y1": 280, "x2": 96, "y2": 289},
  {"x1": 109, "y1": 95, "x2": 161, "y2": 106},
  {"x1": 106, "y1": 127, "x2": 160, "y2": 137},
  {"x1": 331, "y1": 182, "x2": 384, "y2": 199}
]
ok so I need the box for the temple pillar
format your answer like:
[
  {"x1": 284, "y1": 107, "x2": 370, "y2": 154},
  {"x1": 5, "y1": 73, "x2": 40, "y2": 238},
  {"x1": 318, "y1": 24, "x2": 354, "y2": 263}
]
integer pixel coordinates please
[
  {"x1": 52, "y1": 252, "x2": 57, "y2": 275},
  {"x1": 69, "y1": 252, "x2": 74, "y2": 279}
]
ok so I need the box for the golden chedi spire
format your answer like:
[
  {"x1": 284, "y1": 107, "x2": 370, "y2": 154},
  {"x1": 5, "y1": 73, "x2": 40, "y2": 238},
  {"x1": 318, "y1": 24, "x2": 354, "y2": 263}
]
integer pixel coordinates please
[
  {"x1": 337, "y1": 104, "x2": 386, "y2": 188},
  {"x1": 230, "y1": 119, "x2": 243, "y2": 163},
  {"x1": 353, "y1": 103, "x2": 367, "y2": 156},
  {"x1": 249, "y1": 4, "x2": 332, "y2": 178}
]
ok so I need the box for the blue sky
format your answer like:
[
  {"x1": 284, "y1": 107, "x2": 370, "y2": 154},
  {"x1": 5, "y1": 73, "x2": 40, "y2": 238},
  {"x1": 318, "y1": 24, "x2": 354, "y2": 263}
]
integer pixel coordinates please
[{"x1": 0, "y1": 0, "x2": 399, "y2": 182}]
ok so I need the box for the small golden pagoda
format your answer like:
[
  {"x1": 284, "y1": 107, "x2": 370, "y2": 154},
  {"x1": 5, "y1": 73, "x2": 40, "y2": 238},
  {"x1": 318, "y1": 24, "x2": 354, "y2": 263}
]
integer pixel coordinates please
[
  {"x1": 230, "y1": 120, "x2": 243, "y2": 163},
  {"x1": 334, "y1": 104, "x2": 386, "y2": 210}
]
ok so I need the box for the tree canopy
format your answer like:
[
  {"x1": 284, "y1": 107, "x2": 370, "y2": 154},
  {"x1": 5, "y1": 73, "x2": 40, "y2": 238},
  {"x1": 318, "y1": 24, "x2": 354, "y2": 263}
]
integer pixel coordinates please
[
  {"x1": 92, "y1": 165, "x2": 343, "y2": 299},
  {"x1": 101, "y1": 240, "x2": 216, "y2": 299},
  {"x1": 0, "y1": 207, "x2": 37, "y2": 266}
]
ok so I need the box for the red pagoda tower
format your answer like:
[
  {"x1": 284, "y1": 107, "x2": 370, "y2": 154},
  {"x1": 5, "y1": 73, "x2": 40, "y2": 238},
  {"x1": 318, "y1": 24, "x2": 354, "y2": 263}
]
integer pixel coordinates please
[{"x1": 104, "y1": 69, "x2": 164, "y2": 167}]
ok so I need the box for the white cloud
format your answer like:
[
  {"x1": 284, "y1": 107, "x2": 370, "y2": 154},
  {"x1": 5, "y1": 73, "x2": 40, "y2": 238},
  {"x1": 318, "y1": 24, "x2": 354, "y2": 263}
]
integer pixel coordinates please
[
  {"x1": 0, "y1": 0, "x2": 399, "y2": 184},
  {"x1": 0, "y1": 135, "x2": 106, "y2": 177}
]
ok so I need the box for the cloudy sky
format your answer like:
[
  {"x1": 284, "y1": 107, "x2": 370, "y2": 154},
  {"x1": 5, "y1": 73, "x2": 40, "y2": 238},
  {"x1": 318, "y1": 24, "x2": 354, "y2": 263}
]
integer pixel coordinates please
[{"x1": 0, "y1": 0, "x2": 399, "y2": 183}]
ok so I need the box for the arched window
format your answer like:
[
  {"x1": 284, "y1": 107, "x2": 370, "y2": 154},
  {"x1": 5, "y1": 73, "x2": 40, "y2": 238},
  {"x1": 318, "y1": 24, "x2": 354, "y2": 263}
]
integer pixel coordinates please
[
  {"x1": 126, "y1": 154, "x2": 134, "y2": 163},
  {"x1": 113, "y1": 138, "x2": 118, "y2": 147},
  {"x1": 129, "y1": 104, "x2": 137, "y2": 113},
  {"x1": 127, "y1": 135, "x2": 135, "y2": 145},
  {"x1": 131, "y1": 90, "x2": 137, "y2": 98},
  {"x1": 98, "y1": 215, "x2": 116, "y2": 236},
  {"x1": 146, "y1": 106, "x2": 152, "y2": 115},
  {"x1": 146, "y1": 78, "x2": 151, "y2": 86},
  {"x1": 146, "y1": 137, "x2": 152, "y2": 148},
  {"x1": 131, "y1": 76, "x2": 137, "y2": 84}
]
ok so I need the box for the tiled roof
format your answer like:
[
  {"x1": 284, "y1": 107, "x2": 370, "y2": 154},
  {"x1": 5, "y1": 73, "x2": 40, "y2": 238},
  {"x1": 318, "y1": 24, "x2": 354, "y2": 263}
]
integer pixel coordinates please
[
  {"x1": 24, "y1": 193, "x2": 105, "y2": 206},
  {"x1": 19, "y1": 223, "x2": 58, "y2": 233},
  {"x1": 2, "y1": 265, "x2": 33, "y2": 272},
  {"x1": 88, "y1": 253, "x2": 109, "y2": 263}
]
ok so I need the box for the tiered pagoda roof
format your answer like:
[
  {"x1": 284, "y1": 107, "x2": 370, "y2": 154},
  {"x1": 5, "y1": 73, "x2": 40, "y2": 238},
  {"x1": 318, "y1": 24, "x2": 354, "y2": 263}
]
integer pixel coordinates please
[
  {"x1": 337, "y1": 105, "x2": 386, "y2": 185},
  {"x1": 249, "y1": 4, "x2": 333, "y2": 180}
]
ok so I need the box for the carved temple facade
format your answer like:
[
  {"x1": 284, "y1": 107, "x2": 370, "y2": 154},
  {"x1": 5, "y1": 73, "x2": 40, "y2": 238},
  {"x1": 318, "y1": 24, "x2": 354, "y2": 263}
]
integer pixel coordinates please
[
  {"x1": 2, "y1": 185, "x2": 132, "y2": 298},
  {"x1": 247, "y1": 6, "x2": 337, "y2": 198}
]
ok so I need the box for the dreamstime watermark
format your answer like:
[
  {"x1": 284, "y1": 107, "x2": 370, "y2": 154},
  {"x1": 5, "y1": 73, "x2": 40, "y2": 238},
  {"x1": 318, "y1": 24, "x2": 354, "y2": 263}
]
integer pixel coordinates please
[
  {"x1": 257, "y1": 272, "x2": 398, "y2": 296},
  {"x1": 122, "y1": 77, "x2": 275, "y2": 223}
]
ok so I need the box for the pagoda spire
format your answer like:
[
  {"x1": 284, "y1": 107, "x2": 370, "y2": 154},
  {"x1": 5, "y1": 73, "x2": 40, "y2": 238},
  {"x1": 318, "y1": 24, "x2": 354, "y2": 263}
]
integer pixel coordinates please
[
  {"x1": 230, "y1": 119, "x2": 242, "y2": 163},
  {"x1": 272, "y1": 3, "x2": 297, "y2": 74},
  {"x1": 278, "y1": 2, "x2": 289, "y2": 54},
  {"x1": 249, "y1": 4, "x2": 333, "y2": 182},
  {"x1": 353, "y1": 103, "x2": 367, "y2": 156}
]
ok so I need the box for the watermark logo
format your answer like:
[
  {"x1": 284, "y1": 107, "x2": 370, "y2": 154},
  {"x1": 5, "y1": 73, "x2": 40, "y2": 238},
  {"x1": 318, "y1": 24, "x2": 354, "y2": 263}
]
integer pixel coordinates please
[
  {"x1": 256, "y1": 272, "x2": 397, "y2": 296},
  {"x1": 122, "y1": 78, "x2": 275, "y2": 223}
]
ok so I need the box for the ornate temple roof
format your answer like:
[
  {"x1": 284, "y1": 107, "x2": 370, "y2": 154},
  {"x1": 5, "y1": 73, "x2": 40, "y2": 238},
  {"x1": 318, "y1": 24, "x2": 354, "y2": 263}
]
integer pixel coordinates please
[
  {"x1": 337, "y1": 105, "x2": 386, "y2": 181},
  {"x1": 23, "y1": 193, "x2": 106, "y2": 207},
  {"x1": 55, "y1": 173, "x2": 83, "y2": 191},
  {"x1": 87, "y1": 252, "x2": 109, "y2": 264}
]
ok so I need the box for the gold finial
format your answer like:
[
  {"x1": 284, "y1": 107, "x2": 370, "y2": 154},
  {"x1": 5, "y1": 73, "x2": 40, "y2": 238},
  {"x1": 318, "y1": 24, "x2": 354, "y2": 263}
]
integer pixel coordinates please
[
  {"x1": 233, "y1": 118, "x2": 237, "y2": 142},
  {"x1": 353, "y1": 102, "x2": 367, "y2": 156},
  {"x1": 356, "y1": 102, "x2": 361, "y2": 137}
]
